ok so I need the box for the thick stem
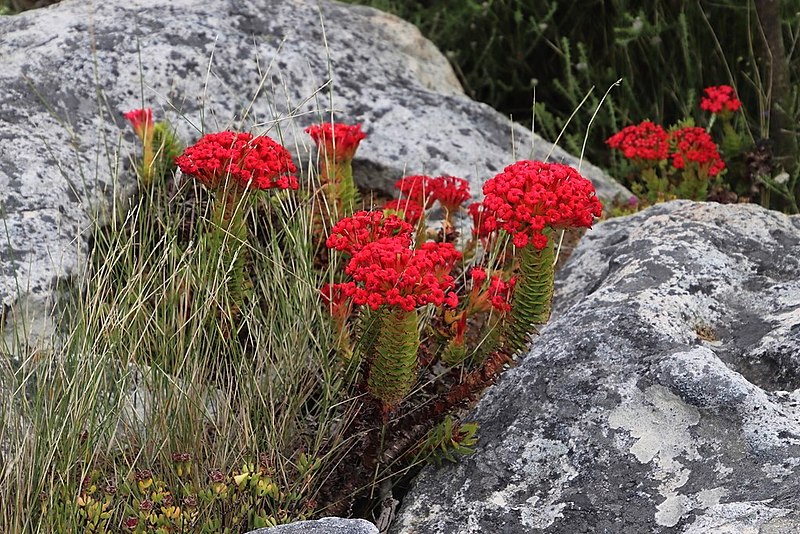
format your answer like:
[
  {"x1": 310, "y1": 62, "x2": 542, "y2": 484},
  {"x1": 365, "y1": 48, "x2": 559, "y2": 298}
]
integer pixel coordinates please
[
  {"x1": 367, "y1": 309, "x2": 419, "y2": 409},
  {"x1": 320, "y1": 157, "x2": 359, "y2": 217},
  {"x1": 440, "y1": 337, "x2": 467, "y2": 367},
  {"x1": 504, "y1": 236, "x2": 555, "y2": 355},
  {"x1": 204, "y1": 183, "x2": 250, "y2": 317}
]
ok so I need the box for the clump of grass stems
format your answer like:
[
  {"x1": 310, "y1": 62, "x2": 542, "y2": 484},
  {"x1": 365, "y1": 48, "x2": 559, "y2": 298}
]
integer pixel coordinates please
[{"x1": 0, "y1": 144, "x2": 362, "y2": 530}]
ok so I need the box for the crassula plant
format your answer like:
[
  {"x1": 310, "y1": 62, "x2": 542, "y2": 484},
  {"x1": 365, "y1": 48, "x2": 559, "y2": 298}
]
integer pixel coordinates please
[
  {"x1": 175, "y1": 130, "x2": 298, "y2": 317},
  {"x1": 306, "y1": 122, "x2": 366, "y2": 217},
  {"x1": 480, "y1": 160, "x2": 603, "y2": 352},
  {"x1": 606, "y1": 84, "x2": 741, "y2": 205},
  {"x1": 321, "y1": 159, "x2": 601, "y2": 416},
  {"x1": 123, "y1": 108, "x2": 182, "y2": 187}
]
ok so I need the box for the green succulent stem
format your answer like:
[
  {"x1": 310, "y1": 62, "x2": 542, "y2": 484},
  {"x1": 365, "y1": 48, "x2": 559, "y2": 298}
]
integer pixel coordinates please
[
  {"x1": 440, "y1": 337, "x2": 467, "y2": 367},
  {"x1": 673, "y1": 165, "x2": 709, "y2": 200},
  {"x1": 640, "y1": 166, "x2": 670, "y2": 204},
  {"x1": 137, "y1": 121, "x2": 182, "y2": 189},
  {"x1": 201, "y1": 182, "x2": 251, "y2": 318},
  {"x1": 354, "y1": 307, "x2": 382, "y2": 364},
  {"x1": 367, "y1": 309, "x2": 420, "y2": 410},
  {"x1": 150, "y1": 122, "x2": 183, "y2": 182},
  {"x1": 320, "y1": 157, "x2": 359, "y2": 217},
  {"x1": 504, "y1": 234, "x2": 555, "y2": 354}
]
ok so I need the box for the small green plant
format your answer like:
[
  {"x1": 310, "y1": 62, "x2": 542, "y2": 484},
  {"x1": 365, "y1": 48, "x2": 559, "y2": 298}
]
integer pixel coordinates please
[
  {"x1": 40, "y1": 452, "x2": 321, "y2": 532},
  {"x1": 414, "y1": 416, "x2": 479, "y2": 465}
]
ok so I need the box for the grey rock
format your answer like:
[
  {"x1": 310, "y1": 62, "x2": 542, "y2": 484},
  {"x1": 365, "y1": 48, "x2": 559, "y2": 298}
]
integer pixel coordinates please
[
  {"x1": 0, "y1": 0, "x2": 629, "y2": 345},
  {"x1": 394, "y1": 201, "x2": 800, "y2": 533},
  {"x1": 248, "y1": 517, "x2": 378, "y2": 534}
]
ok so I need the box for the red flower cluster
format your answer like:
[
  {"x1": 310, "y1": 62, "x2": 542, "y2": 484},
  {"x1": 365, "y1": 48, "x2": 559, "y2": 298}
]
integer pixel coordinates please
[
  {"x1": 470, "y1": 268, "x2": 515, "y2": 312},
  {"x1": 487, "y1": 276, "x2": 516, "y2": 312},
  {"x1": 481, "y1": 160, "x2": 603, "y2": 249},
  {"x1": 305, "y1": 123, "x2": 366, "y2": 162},
  {"x1": 669, "y1": 127, "x2": 726, "y2": 177},
  {"x1": 470, "y1": 266, "x2": 488, "y2": 286},
  {"x1": 432, "y1": 175, "x2": 471, "y2": 213},
  {"x1": 468, "y1": 202, "x2": 493, "y2": 239},
  {"x1": 395, "y1": 174, "x2": 472, "y2": 212},
  {"x1": 337, "y1": 237, "x2": 461, "y2": 311},
  {"x1": 176, "y1": 131, "x2": 298, "y2": 191},
  {"x1": 606, "y1": 121, "x2": 669, "y2": 162},
  {"x1": 383, "y1": 199, "x2": 424, "y2": 225},
  {"x1": 395, "y1": 175, "x2": 438, "y2": 208},
  {"x1": 123, "y1": 108, "x2": 153, "y2": 142},
  {"x1": 326, "y1": 210, "x2": 413, "y2": 255},
  {"x1": 700, "y1": 85, "x2": 741, "y2": 115}
]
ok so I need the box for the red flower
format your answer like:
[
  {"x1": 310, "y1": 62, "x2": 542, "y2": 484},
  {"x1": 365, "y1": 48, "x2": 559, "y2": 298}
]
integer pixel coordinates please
[
  {"x1": 468, "y1": 202, "x2": 493, "y2": 239},
  {"x1": 606, "y1": 121, "x2": 669, "y2": 162},
  {"x1": 481, "y1": 160, "x2": 603, "y2": 249},
  {"x1": 669, "y1": 127, "x2": 726, "y2": 177},
  {"x1": 123, "y1": 108, "x2": 153, "y2": 142},
  {"x1": 395, "y1": 175, "x2": 439, "y2": 208},
  {"x1": 431, "y1": 175, "x2": 471, "y2": 213},
  {"x1": 123, "y1": 517, "x2": 139, "y2": 530},
  {"x1": 468, "y1": 268, "x2": 515, "y2": 313},
  {"x1": 487, "y1": 275, "x2": 516, "y2": 313},
  {"x1": 383, "y1": 199, "x2": 424, "y2": 225},
  {"x1": 175, "y1": 131, "x2": 298, "y2": 191},
  {"x1": 326, "y1": 210, "x2": 413, "y2": 255},
  {"x1": 700, "y1": 85, "x2": 741, "y2": 115},
  {"x1": 339, "y1": 237, "x2": 461, "y2": 312},
  {"x1": 305, "y1": 123, "x2": 366, "y2": 162},
  {"x1": 470, "y1": 267, "x2": 488, "y2": 286},
  {"x1": 320, "y1": 283, "x2": 352, "y2": 320}
]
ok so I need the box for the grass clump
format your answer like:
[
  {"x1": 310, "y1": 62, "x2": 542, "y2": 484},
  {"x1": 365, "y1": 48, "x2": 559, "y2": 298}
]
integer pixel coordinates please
[{"x1": 0, "y1": 109, "x2": 359, "y2": 530}]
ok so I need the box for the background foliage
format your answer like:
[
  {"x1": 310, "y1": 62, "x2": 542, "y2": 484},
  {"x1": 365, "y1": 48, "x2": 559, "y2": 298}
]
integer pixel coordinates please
[{"x1": 345, "y1": 0, "x2": 800, "y2": 210}]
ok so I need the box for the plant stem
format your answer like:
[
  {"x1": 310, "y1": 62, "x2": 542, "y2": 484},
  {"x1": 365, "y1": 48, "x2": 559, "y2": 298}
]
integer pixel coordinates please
[
  {"x1": 321, "y1": 158, "x2": 359, "y2": 217},
  {"x1": 367, "y1": 309, "x2": 419, "y2": 410},
  {"x1": 204, "y1": 182, "x2": 250, "y2": 318},
  {"x1": 504, "y1": 235, "x2": 555, "y2": 354}
]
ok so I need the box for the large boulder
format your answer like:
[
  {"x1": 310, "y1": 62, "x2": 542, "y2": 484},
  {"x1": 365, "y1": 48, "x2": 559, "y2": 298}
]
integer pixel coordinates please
[
  {"x1": 0, "y1": 0, "x2": 629, "y2": 344},
  {"x1": 394, "y1": 201, "x2": 800, "y2": 533}
]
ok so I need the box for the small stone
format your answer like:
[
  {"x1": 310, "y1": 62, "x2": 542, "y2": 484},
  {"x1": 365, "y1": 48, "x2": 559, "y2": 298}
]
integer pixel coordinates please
[{"x1": 247, "y1": 517, "x2": 378, "y2": 534}]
